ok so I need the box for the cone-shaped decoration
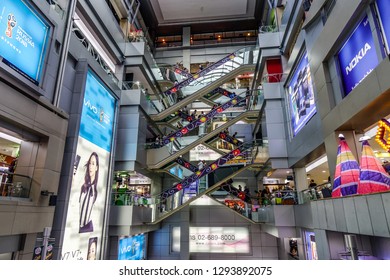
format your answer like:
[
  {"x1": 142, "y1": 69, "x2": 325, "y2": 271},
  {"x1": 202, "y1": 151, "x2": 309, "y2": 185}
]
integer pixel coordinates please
[
  {"x1": 332, "y1": 134, "x2": 359, "y2": 197},
  {"x1": 358, "y1": 137, "x2": 390, "y2": 194}
]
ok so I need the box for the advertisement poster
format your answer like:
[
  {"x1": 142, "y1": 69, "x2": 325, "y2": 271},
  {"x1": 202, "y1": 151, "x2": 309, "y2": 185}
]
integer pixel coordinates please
[
  {"x1": 304, "y1": 231, "x2": 318, "y2": 260},
  {"x1": 287, "y1": 52, "x2": 316, "y2": 136},
  {"x1": 0, "y1": 0, "x2": 49, "y2": 82},
  {"x1": 118, "y1": 235, "x2": 146, "y2": 260},
  {"x1": 61, "y1": 70, "x2": 116, "y2": 260},
  {"x1": 338, "y1": 16, "x2": 379, "y2": 95},
  {"x1": 376, "y1": 0, "x2": 390, "y2": 53}
]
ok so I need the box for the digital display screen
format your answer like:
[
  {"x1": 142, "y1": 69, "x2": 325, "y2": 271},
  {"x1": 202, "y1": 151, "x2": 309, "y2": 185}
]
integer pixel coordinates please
[
  {"x1": 118, "y1": 234, "x2": 146, "y2": 260},
  {"x1": 287, "y1": 52, "x2": 316, "y2": 136},
  {"x1": 376, "y1": 0, "x2": 390, "y2": 53},
  {"x1": 0, "y1": 0, "x2": 50, "y2": 82}
]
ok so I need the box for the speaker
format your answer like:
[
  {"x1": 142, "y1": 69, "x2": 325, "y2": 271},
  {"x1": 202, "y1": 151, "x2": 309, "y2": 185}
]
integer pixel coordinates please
[
  {"x1": 287, "y1": 175, "x2": 294, "y2": 181},
  {"x1": 49, "y1": 195, "x2": 57, "y2": 206}
]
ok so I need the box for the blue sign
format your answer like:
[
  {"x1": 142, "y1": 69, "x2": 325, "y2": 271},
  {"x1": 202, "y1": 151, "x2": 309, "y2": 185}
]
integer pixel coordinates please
[
  {"x1": 338, "y1": 16, "x2": 379, "y2": 95},
  {"x1": 80, "y1": 70, "x2": 116, "y2": 152},
  {"x1": 376, "y1": 0, "x2": 390, "y2": 53},
  {"x1": 287, "y1": 52, "x2": 317, "y2": 136},
  {"x1": 118, "y1": 235, "x2": 145, "y2": 260},
  {"x1": 0, "y1": 0, "x2": 49, "y2": 82}
]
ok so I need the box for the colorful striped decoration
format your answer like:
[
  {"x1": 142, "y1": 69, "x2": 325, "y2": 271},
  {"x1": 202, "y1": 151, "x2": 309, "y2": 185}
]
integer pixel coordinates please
[
  {"x1": 358, "y1": 139, "x2": 390, "y2": 194},
  {"x1": 332, "y1": 134, "x2": 359, "y2": 197}
]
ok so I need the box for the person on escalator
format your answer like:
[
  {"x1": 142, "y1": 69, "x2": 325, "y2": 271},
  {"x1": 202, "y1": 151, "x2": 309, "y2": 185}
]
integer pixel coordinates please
[
  {"x1": 198, "y1": 64, "x2": 204, "y2": 72},
  {"x1": 232, "y1": 132, "x2": 238, "y2": 139}
]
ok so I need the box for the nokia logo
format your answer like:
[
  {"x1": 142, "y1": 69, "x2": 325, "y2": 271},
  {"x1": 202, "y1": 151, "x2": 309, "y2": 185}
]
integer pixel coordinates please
[{"x1": 345, "y1": 43, "x2": 371, "y2": 75}]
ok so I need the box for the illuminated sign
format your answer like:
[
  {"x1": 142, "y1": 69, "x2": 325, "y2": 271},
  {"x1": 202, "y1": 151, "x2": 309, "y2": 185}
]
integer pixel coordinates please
[
  {"x1": 376, "y1": 0, "x2": 390, "y2": 53},
  {"x1": 172, "y1": 227, "x2": 250, "y2": 253},
  {"x1": 61, "y1": 70, "x2": 116, "y2": 260},
  {"x1": 287, "y1": 52, "x2": 316, "y2": 136},
  {"x1": 190, "y1": 144, "x2": 222, "y2": 161},
  {"x1": 338, "y1": 16, "x2": 379, "y2": 95},
  {"x1": 118, "y1": 234, "x2": 146, "y2": 260},
  {"x1": 376, "y1": 118, "x2": 390, "y2": 152},
  {"x1": 0, "y1": 0, "x2": 49, "y2": 82}
]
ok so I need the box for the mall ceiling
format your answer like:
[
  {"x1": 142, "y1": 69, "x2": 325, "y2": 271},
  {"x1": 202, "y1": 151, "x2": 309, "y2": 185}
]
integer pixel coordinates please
[{"x1": 139, "y1": 0, "x2": 266, "y2": 37}]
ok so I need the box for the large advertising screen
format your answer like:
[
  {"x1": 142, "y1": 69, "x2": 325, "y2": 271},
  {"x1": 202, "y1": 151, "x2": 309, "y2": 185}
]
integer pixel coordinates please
[
  {"x1": 171, "y1": 226, "x2": 250, "y2": 253},
  {"x1": 376, "y1": 0, "x2": 390, "y2": 53},
  {"x1": 287, "y1": 52, "x2": 316, "y2": 136},
  {"x1": 61, "y1": 70, "x2": 116, "y2": 260},
  {"x1": 0, "y1": 0, "x2": 50, "y2": 83},
  {"x1": 338, "y1": 16, "x2": 379, "y2": 96},
  {"x1": 118, "y1": 234, "x2": 146, "y2": 260}
]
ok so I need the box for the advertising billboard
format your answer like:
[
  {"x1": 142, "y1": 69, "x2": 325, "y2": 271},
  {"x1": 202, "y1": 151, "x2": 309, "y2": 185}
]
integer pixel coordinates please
[
  {"x1": 287, "y1": 52, "x2": 316, "y2": 136},
  {"x1": 376, "y1": 0, "x2": 390, "y2": 53},
  {"x1": 118, "y1": 234, "x2": 146, "y2": 260},
  {"x1": 171, "y1": 226, "x2": 250, "y2": 253},
  {"x1": 338, "y1": 16, "x2": 379, "y2": 95},
  {"x1": 0, "y1": 0, "x2": 50, "y2": 83},
  {"x1": 61, "y1": 70, "x2": 116, "y2": 260}
]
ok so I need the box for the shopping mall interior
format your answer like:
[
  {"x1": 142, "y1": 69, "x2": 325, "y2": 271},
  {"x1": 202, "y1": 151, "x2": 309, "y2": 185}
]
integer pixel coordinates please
[{"x1": 0, "y1": 0, "x2": 390, "y2": 260}]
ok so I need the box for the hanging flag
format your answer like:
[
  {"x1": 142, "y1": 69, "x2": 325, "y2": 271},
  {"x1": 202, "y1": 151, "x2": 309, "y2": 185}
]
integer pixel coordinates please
[
  {"x1": 332, "y1": 134, "x2": 359, "y2": 197},
  {"x1": 358, "y1": 136, "x2": 390, "y2": 194}
]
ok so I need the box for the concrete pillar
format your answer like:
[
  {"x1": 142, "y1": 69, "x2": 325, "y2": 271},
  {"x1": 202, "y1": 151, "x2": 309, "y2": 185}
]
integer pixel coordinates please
[
  {"x1": 294, "y1": 167, "x2": 307, "y2": 192},
  {"x1": 179, "y1": 205, "x2": 190, "y2": 259},
  {"x1": 182, "y1": 27, "x2": 191, "y2": 70}
]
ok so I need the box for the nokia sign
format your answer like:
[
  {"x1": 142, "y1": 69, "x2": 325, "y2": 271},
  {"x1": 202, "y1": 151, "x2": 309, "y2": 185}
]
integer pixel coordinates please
[{"x1": 338, "y1": 16, "x2": 379, "y2": 96}]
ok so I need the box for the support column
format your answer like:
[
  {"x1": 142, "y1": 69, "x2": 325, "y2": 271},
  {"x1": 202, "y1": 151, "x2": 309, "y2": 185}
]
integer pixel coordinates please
[
  {"x1": 182, "y1": 27, "x2": 191, "y2": 70},
  {"x1": 179, "y1": 205, "x2": 190, "y2": 259},
  {"x1": 294, "y1": 167, "x2": 307, "y2": 193}
]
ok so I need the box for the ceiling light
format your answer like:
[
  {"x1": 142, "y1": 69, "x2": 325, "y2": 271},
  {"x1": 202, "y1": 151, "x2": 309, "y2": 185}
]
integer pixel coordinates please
[{"x1": 247, "y1": 33, "x2": 250, "y2": 36}]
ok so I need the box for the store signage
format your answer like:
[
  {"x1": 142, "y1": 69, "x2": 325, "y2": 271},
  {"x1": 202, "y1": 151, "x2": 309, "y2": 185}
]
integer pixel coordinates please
[
  {"x1": 287, "y1": 52, "x2": 317, "y2": 136},
  {"x1": 0, "y1": 0, "x2": 49, "y2": 83},
  {"x1": 338, "y1": 16, "x2": 378, "y2": 95},
  {"x1": 190, "y1": 144, "x2": 222, "y2": 161},
  {"x1": 118, "y1": 234, "x2": 146, "y2": 260},
  {"x1": 376, "y1": 0, "x2": 390, "y2": 53},
  {"x1": 61, "y1": 70, "x2": 116, "y2": 260}
]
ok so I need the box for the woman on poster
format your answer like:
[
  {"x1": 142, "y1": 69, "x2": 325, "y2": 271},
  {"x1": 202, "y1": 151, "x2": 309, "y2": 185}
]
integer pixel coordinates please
[{"x1": 79, "y1": 152, "x2": 99, "y2": 233}]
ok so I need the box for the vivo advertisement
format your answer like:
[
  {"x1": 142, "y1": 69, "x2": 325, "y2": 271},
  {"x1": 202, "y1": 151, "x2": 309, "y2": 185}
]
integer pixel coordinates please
[
  {"x1": 376, "y1": 0, "x2": 390, "y2": 53},
  {"x1": 61, "y1": 70, "x2": 116, "y2": 260},
  {"x1": 0, "y1": 0, "x2": 49, "y2": 82},
  {"x1": 118, "y1": 235, "x2": 146, "y2": 260},
  {"x1": 338, "y1": 16, "x2": 379, "y2": 96},
  {"x1": 287, "y1": 52, "x2": 316, "y2": 136}
]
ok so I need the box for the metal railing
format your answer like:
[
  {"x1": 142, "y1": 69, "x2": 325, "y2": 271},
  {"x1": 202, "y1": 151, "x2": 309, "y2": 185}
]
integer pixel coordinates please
[{"x1": 0, "y1": 171, "x2": 32, "y2": 199}]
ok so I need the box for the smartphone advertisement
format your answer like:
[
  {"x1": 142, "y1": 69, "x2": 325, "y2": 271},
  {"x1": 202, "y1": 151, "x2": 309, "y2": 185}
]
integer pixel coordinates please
[{"x1": 61, "y1": 69, "x2": 116, "y2": 260}]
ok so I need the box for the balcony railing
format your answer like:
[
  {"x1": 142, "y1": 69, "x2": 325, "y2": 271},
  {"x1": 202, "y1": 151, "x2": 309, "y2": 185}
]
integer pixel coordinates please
[{"x1": 0, "y1": 171, "x2": 32, "y2": 199}]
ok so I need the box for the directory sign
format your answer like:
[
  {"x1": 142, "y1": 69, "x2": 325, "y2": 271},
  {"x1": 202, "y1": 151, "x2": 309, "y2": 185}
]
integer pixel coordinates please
[
  {"x1": 0, "y1": 0, "x2": 50, "y2": 82},
  {"x1": 338, "y1": 16, "x2": 379, "y2": 95}
]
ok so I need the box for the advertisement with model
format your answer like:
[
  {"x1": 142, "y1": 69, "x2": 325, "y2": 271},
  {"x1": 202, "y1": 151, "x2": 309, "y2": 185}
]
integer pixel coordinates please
[
  {"x1": 338, "y1": 16, "x2": 379, "y2": 96},
  {"x1": 61, "y1": 69, "x2": 116, "y2": 260},
  {"x1": 0, "y1": 0, "x2": 50, "y2": 83},
  {"x1": 287, "y1": 52, "x2": 316, "y2": 137}
]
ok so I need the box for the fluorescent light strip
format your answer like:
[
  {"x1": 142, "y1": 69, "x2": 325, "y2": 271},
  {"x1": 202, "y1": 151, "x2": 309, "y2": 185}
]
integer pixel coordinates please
[
  {"x1": 74, "y1": 13, "x2": 116, "y2": 73},
  {"x1": 306, "y1": 155, "x2": 328, "y2": 173},
  {"x1": 0, "y1": 132, "x2": 22, "y2": 144}
]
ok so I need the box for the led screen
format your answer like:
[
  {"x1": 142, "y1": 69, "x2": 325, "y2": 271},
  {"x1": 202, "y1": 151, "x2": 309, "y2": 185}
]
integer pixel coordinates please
[
  {"x1": 61, "y1": 70, "x2": 116, "y2": 260},
  {"x1": 376, "y1": 0, "x2": 390, "y2": 53},
  {"x1": 0, "y1": 0, "x2": 49, "y2": 82},
  {"x1": 118, "y1": 234, "x2": 146, "y2": 260},
  {"x1": 338, "y1": 16, "x2": 379, "y2": 95},
  {"x1": 287, "y1": 52, "x2": 316, "y2": 136}
]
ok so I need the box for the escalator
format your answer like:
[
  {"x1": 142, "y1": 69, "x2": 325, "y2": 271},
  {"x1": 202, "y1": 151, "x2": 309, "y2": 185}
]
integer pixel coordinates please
[
  {"x1": 146, "y1": 109, "x2": 258, "y2": 169},
  {"x1": 146, "y1": 153, "x2": 264, "y2": 224},
  {"x1": 150, "y1": 46, "x2": 257, "y2": 121}
]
